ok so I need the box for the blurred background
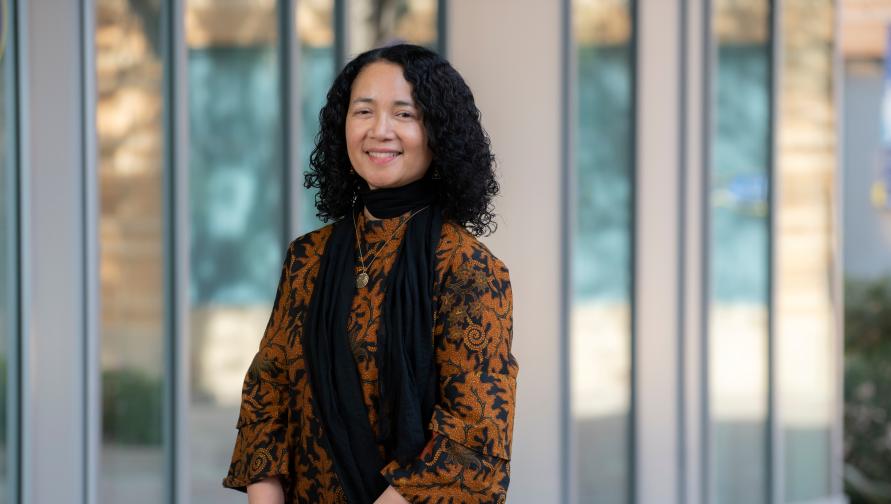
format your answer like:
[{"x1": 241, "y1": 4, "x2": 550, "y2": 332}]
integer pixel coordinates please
[{"x1": 3, "y1": 0, "x2": 891, "y2": 503}]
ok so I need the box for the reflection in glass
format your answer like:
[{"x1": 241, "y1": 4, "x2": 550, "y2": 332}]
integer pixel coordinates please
[
  {"x1": 298, "y1": 0, "x2": 335, "y2": 234},
  {"x1": 347, "y1": 0, "x2": 439, "y2": 57},
  {"x1": 95, "y1": 1, "x2": 166, "y2": 502},
  {"x1": 571, "y1": 1, "x2": 633, "y2": 502},
  {"x1": 710, "y1": 0, "x2": 770, "y2": 502},
  {"x1": 0, "y1": 0, "x2": 14, "y2": 499},
  {"x1": 841, "y1": 2, "x2": 891, "y2": 500},
  {"x1": 777, "y1": 1, "x2": 835, "y2": 501},
  {"x1": 185, "y1": 1, "x2": 284, "y2": 502}
]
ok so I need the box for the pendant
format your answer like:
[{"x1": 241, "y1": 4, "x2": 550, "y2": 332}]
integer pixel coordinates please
[{"x1": 356, "y1": 272, "x2": 369, "y2": 289}]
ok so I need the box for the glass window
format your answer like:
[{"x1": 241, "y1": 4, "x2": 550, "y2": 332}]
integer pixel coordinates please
[
  {"x1": 570, "y1": 1, "x2": 634, "y2": 502},
  {"x1": 347, "y1": 0, "x2": 439, "y2": 56},
  {"x1": 710, "y1": 0, "x2": 771, "y2": 502},
  {"x1": 0, "y1": 0, "x2": 16, "y2": 500},
  {"x1": 298, "y1": 0, "x2": 336, "y2": 235},
  {"x1": 95, "y1": 1, "x2": 166, "y2": 502},
  {"x1": 776, "y1": 1, "x2": 836, "y2": 501},
  {"x1": 840, "y1": 1, "x2": 891, "y2": 502},
  {"x1": 185, "y1": 1, "x2": 286, "y2": 502}
]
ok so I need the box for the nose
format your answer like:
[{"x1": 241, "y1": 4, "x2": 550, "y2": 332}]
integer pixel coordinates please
[{"x1": 370, "y1": 113, "x2": 394, "y2": 139}]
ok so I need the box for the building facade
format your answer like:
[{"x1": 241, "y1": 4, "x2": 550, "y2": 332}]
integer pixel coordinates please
[{"x1": 2, "y1": 0, "x2": 846, "y2": 503}]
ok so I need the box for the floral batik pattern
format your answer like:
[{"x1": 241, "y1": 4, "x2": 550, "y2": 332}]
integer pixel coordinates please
[{"x1": 223, "y1": 214, "x2": 518, "y2": 504}]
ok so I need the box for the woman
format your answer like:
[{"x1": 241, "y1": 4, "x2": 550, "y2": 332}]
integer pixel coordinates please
[{"x1": 222, "y1": 43, "x2": 518, "y2": 504}]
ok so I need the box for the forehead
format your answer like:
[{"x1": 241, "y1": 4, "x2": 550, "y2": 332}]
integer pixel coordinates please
[{"x1": 350, "y1": 61, "x2": 415, "y2": 103}]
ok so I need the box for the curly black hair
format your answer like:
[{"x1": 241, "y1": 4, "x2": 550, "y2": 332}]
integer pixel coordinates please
[{"x1": 304, "y1": 43, "x2": 499, "y2": 237}]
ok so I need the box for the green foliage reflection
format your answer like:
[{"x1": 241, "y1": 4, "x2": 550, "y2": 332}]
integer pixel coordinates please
[
  {"x1": 845, "y1": 276, "x2": 891, "y2": 503},
  {"x1": 102, "y1": 369, "x2": 162, "y2": 445}
]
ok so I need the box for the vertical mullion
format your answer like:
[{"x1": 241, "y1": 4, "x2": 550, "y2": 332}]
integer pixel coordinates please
[
  {"x1": 629, "y1": 3, "x2": 639, "y2": 503},
  {"x1": 680, "y1": 0, "x2": 708, "y2": 502},
  {"x1": 768, "y1": 0, "x2": 782, "y2": 502},
  {"x1": 334, "y1": 0, "x2": 347, "y2": 68},
  {"x1": 701, "y1": 0, "x2": 715, "y2": 501},
  {"x1": 436, "y1": 0, "x2": 447, "y2": 57},
  {"x1": 635, "y1": 0, "x2": 684, "y2": 501},
  {"x1": 14, "y1": 0, "x2": 30, "y2": 501},
  {"x1": 677, "y1": 0, "x2": 689, "y2": 501},
  {"x1": 20, "y1": 1, "x2": 88, "y2": 501},
  {"x1": 80, "y1": 0, "x2": 100, "y2": 501},
  {"x1": 162, "y1": 0, "x2": 190, "y2": 502},
  {"x1": 829, "y1": 0, "x2": 844, "y2": 497},
  {"x1": 559, "y1": 0, "x2": 574, "y2": 502},
  {"x1": 8, "y1": 0, "x2": 21, "y2": 502},
  {"x1": 281, "y1": 0, "x2": 301, "y2": 240}
]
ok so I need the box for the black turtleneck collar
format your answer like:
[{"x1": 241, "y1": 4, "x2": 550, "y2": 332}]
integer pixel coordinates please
[{"x1": 357, "y1": 178, "x2": 436, "y2": 219}]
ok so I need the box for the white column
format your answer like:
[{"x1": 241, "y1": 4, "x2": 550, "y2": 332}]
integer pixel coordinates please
[
  {"x1": 447, "y1": 1, "x2": 563, "y2": 502},
  {"x1": 635, "y1": 0, "x2": 682, "y2": 503},
  {"x1": 19, "y1": 0, "x2": 88, "y2": 503}
]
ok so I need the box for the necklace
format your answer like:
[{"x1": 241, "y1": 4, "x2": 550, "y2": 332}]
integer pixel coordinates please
[{"x1": 351, "y1": 205, "x2": 430, "y2": 289}]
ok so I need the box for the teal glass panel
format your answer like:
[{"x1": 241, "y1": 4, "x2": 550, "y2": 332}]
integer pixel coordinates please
[
  {"x1": 185, "y1": 2, "x2": 284, "y2": 502},
  {"x1": 710, "y1": 2, "x2": 771, "y2": 503},
  {"x1": 298, "y1": 0, "x2": 336, "y2": 234},
  {"x1": 571, "y1": 2, "x2": 633, "y2": 503}
]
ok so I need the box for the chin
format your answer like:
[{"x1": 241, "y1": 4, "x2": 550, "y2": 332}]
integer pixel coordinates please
[{"x1": 363, "y1": 173, "x2": 409, "y2": 190}]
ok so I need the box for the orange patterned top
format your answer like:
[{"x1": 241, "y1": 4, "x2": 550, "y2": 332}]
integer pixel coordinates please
[{"x1": 222, "y1": 210, "x2": 518, "y2": 503}]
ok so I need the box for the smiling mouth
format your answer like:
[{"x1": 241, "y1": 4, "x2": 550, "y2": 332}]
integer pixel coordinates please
[{"x1": 366, "y1": 151, "x2": 402, "y2": 164}]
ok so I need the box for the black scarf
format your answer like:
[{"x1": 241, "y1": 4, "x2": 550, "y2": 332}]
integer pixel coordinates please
[{"x1": 302, "y1": 178, "x2": 442, "y2": 504}]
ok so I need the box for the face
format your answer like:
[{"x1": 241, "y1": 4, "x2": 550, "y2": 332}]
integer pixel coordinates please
[{"x1": 345, "y1": 61, "x2": 433, "y2": 190}]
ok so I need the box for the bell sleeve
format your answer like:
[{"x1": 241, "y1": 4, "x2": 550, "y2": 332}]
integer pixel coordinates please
[
  {"x1": 222, "y1": 240, "x2": 295, "y2": 493},
  {"x1": 380, "y1": 249, "x2": 519, "y2": 504}
]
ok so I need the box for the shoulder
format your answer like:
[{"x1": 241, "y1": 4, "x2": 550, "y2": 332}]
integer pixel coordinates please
[
  {"x1": 438, "y1": 220, "x2": 510, "y2": 289},
  {"x1": 286, "y1": 222, "x2": 337, "y2": 262},
  {"x1": 277, "y1": 223, "x2": 340, "y2": 286}
]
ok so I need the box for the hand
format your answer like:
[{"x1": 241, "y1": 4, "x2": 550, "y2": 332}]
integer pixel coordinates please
[{"x1": 373, "y1": 485, "x2": 410, "y2": 504}]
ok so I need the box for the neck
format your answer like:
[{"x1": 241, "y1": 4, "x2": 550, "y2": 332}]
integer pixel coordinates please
[{"x1": 358, "y1": 178, "x2": 436, "y2": 220}]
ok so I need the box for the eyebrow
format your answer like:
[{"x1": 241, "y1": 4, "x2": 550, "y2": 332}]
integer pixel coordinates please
[{"x1": 351, "y1": 97, "x2": 416, "y2": 108}]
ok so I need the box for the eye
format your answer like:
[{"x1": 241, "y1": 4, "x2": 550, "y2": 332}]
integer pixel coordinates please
[
  {"x1": 396, "y1": 111, "x2": 415, "y2": 119},
  {"x1": 353, "y1": 109, "x2": 371, "y2": 116}
]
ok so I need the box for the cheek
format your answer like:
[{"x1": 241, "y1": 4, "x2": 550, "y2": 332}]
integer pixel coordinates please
[
  {"x1": 404, "y1": 125, "x2": 428, "y2": 154},
  {"x1": 345, "y1": 119, "x2": 363, "y2": 147},
  {"x1": 406, "y1": 129, "x2": 433, "y2": 171}
]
